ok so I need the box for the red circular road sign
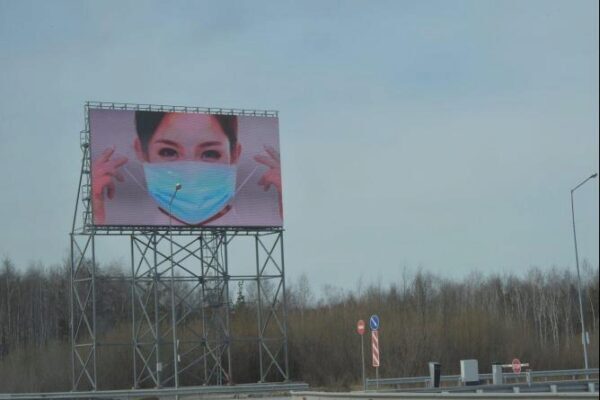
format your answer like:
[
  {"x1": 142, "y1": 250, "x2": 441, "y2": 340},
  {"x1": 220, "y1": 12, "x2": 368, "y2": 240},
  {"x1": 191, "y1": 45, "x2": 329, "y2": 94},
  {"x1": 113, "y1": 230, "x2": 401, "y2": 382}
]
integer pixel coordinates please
[
  {"x1": 512, "y1": 358, "x2": 522, "y2": 374},
  {"x1": 357, "y1": 320, "x2": 365, "y2": 335}
]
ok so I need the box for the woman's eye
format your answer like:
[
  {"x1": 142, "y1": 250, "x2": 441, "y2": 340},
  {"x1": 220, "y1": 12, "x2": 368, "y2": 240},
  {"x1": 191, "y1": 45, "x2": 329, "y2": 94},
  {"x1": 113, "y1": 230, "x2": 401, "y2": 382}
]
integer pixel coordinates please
[
  {"x1": 158, "y1": 148, "x2": 178, "y2": 158},
  {"x1": 201, "y1": 150, "x2": 221, "y2": 160}
]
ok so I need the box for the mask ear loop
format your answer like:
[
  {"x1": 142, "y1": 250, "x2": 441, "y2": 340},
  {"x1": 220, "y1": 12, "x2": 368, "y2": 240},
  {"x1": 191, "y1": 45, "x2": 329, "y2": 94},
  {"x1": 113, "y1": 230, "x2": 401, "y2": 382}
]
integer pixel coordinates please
[
  {"x1": 226, "y1": 165, "x2": 260, "y2": 220},
  {"x1": 121, "y1": 164, "x2": 147, "y2": 191},
  {"x1": 235, "y1": 165, "x2": 260, "y2": 195}
]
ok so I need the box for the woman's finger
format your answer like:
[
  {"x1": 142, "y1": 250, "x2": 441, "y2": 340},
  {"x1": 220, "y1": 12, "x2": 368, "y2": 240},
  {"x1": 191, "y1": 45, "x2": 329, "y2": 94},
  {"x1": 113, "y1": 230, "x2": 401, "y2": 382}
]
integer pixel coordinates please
[
  {"x1": 111, "y1": 156, "x2": 128, "y2": 168},
  {"x1": 102, "y1": 169, "x2": 123, "y2": 179},
  {"x1": 106, "y1": 181, "x2": 116, "y2": 199},
  {"x1": 93, "y1": 175, "x2": 112, "y2": 197},
  {"x1": 264, "y1": 145, "x2": 280, "y2": 162},
  {"x1": 254, "y1": 154, "x2": 278, "y2": 169},
  {"x1": 257, "y1": 174, "x2": 272, "y2": 191},
  {"x1": 99, "y1": 146, "x2": 116, "y2": 162},
  {"x1": 115, "y1": 171, "x2": 125, "y2": 182}
]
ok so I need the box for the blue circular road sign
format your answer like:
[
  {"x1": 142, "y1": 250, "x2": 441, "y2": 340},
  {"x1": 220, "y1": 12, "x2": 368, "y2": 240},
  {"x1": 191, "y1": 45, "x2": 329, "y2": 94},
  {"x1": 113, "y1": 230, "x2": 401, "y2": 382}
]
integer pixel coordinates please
[{"x1": 369, "y1": 314, "x2": 380, "y2": 331}]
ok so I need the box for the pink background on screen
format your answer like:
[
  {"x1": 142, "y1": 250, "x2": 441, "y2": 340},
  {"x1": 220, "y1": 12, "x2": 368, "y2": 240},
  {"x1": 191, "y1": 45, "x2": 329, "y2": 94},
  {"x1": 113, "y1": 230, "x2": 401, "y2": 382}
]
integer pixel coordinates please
[{"x1": 89, "y1": 109, "x2": 283, "y2": 227}]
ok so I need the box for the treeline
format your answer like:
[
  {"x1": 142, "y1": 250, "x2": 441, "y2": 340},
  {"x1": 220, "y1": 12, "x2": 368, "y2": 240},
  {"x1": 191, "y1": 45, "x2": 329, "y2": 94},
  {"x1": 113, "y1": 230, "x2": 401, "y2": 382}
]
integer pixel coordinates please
[{"x1": 0, "y1": 257, "x2": 598, "y2": 391}]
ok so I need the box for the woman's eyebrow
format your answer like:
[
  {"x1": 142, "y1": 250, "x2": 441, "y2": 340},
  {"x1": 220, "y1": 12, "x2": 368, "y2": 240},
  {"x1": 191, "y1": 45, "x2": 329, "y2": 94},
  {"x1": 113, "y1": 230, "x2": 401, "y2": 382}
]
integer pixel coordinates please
[
  {"x1": 154, "y1": 139, "x2": 180, "y2": 147},
  {"x1": 197, "y1": 141, "x2": 224, "y2": 148}
]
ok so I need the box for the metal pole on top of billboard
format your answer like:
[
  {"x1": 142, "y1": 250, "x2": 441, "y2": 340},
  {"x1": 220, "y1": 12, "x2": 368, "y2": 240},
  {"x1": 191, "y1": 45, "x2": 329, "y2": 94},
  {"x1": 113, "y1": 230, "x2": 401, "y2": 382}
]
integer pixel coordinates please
[
  {"x1": 570, "y1": 173, "x2": 596, "y2": 373},
  {"x1": 169, "y1": 183, "x2": 182, "y2": 389}
]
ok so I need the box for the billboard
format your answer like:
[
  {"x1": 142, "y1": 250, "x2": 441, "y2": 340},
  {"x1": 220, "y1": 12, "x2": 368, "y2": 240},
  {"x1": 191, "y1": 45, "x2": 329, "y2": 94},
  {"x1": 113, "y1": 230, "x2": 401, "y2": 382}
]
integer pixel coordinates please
[{"x1": 89, "y1": 109, "x2": 283, "y2": 227}]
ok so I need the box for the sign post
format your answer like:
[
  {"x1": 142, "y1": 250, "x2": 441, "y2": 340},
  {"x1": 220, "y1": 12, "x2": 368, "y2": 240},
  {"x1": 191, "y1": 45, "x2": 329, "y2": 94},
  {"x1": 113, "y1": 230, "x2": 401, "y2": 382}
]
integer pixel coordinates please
[
  {"x1": 369, "y1": 315, "x2": 380, "y2": 390},
  {"x1": 356, "y1": 319, "x2": 367, "y2": 391},
  {"x1": 357, "y1": 320, "x2": 366, "y2": 391}
]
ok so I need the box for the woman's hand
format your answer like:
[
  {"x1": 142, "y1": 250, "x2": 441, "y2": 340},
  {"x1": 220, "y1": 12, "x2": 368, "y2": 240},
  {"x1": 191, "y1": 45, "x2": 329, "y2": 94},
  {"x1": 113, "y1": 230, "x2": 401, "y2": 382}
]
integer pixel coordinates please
[
  {"x1": 91, "y1": 146, "x2": 128, "y2": 224},
  {"x1": 254, "y1": 145, "x2": 283, "y2": 217}
]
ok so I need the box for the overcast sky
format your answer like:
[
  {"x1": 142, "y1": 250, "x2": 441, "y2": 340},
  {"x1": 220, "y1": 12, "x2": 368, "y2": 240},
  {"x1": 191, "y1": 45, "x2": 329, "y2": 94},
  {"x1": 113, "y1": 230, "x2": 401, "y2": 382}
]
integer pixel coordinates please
[{"x1": 0, "y1": 0, "x2": 598, "y2": 288}]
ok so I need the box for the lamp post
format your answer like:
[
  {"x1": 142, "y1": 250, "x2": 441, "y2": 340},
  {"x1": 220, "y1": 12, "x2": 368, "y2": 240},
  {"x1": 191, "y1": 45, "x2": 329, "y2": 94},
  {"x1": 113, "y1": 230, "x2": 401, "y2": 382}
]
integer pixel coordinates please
[
  {"x1": 169, "y1": 183, "x2": 182, "y2": 388},
  {"x1": 570, "y1": 173, "x2": 597, "y2": 371}
]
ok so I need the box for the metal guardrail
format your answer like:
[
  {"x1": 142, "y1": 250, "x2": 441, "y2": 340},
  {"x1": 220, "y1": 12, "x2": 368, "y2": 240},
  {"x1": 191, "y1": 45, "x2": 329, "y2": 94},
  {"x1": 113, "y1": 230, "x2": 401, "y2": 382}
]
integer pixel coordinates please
[
  {"x1": 0, "y1": 382, "x2": 309, "y2": 400},
  {"x1": 366, "y1": 369, "x2": 600, "y2": 390},
  {"x1": 292, "y1": 390, "x2": 599, "y2": 400},
  {"x1": 405, "y1": 380, "x2": 598, "y2": 394}
]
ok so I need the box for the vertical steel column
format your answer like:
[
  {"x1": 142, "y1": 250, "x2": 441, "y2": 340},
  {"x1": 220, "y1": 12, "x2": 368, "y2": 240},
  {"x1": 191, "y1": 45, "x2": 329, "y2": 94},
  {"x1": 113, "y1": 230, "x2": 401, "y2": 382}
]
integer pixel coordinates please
[
  {"x1": 70, "y1": 104, "x2": 93, "y2": 390},
  {"x1": 196, "y1": 232, "x2": 231, "y2": 385},
  {"x1": 253, "y1": 231, "x2": 288, "y2": 382},
  {"x1": 255, "y1": 233, "x2": 264, "y2": 382},
  {"x1": 90, "y1": 234, "x2": 98, "y2": 389},
  {"x1": 152, "y1": 233, "x2": 161, "y2": 387},
  {"x1": 69, "y1": 233, "x2": 76, "y2": 390},
  {"x1": 169, "y1": 230, "x2": 180, "y2": 388},
  {"x1": 130, "y1": 235, "x2": 138, "y2": 389},
  {"x1": 71, "y1": 234, "x2": 97, "y2": 390},
  {"x1": 223, "y1": 232, "x2": 233, "y2": 383},
  {"x1": 200, "y1": 235, "x2": 208, "y2": 384},
  {"x1": 279, "y1": 232, "x2": 290, "y2": 381}
]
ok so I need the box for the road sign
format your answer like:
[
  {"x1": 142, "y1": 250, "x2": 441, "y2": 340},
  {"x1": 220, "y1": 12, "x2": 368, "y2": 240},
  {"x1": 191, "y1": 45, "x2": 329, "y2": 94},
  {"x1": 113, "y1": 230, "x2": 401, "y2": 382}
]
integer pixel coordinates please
[
  {"x1": 512, "y1": 358, "x2": 521, "y2": 374},
  {"x1": 371, "y1": 330, "x2": 380, "y2": 367},
  {"x1": 369, "y1": 314, "x2": 380, "y2": 331},
  {"x1": 357, "y1": 320, "x2": 365, "y2": 335}
]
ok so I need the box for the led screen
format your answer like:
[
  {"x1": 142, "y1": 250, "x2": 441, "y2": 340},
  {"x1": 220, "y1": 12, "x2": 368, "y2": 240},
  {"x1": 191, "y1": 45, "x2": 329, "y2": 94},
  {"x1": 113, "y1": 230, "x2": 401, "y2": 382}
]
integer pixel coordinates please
[{"x1": 89, "y1": 109, "x2": 283, "y2": 227}]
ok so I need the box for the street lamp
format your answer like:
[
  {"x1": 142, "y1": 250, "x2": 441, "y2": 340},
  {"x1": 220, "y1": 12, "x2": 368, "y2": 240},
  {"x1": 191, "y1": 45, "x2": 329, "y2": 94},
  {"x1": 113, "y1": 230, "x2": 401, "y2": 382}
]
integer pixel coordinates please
[
  {"x1": 570, "y1": 173, "x2": 597, "y2": 371},
  {"x1": 169, "y1": 183, "x2": 182, "y2": 388}
]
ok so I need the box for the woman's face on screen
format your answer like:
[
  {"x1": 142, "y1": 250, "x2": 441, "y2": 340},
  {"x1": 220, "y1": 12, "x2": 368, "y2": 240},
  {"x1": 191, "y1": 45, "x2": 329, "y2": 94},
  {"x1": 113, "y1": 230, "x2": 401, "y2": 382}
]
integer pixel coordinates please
[{"x1": 140, "y1": 113, "x2": 234, "y2": 164}]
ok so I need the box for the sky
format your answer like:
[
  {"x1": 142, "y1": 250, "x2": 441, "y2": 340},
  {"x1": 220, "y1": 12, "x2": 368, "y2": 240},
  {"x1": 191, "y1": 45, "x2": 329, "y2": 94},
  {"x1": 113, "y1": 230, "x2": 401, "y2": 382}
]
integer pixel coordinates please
[{"x1": 0, "y1": 0, "x2": 598, "y2": 289}]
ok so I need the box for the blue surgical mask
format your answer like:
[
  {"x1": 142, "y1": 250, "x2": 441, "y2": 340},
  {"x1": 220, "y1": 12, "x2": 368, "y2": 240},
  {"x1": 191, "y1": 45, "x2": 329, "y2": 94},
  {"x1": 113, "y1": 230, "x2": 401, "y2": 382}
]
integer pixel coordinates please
[{"x1": 143, "y1": 161, "x2": 236, "y2": 225}]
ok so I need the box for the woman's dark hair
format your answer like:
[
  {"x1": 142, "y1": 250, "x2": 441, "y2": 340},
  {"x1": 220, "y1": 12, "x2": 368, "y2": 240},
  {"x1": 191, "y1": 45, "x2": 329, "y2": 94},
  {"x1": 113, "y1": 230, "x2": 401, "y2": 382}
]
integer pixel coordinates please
[{"x1": 135, "y1": 111, "x2": 238, "y2": 154}]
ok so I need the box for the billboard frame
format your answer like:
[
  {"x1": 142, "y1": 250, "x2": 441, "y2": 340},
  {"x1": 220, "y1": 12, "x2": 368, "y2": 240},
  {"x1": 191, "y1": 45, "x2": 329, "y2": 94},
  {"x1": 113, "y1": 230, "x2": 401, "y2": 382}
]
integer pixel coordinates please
[
  {"x1": 70, "y1": 102, "x2": 289, "y2": 390},
  {"x1": 79, "y1": 101, "x2": 280, "y2": 233}
]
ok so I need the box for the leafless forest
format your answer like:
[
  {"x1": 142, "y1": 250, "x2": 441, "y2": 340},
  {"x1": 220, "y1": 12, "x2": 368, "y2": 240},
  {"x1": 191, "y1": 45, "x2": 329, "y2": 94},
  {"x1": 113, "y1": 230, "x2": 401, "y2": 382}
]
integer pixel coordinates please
[{"x1": 0, "y1": 257, "x2": 598, "y2": 391}]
